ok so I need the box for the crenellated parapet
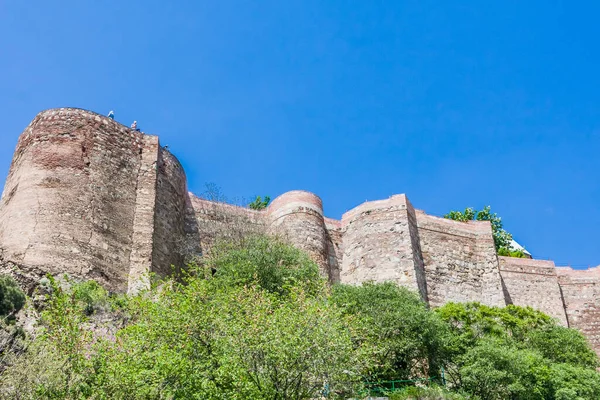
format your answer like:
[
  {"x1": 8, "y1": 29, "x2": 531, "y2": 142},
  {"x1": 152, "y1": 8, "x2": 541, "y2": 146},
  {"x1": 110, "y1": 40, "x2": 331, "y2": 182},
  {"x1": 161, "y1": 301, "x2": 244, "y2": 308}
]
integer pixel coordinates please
[{"x1": 1, "y1": 108, "x2": 599, "y2": 354}]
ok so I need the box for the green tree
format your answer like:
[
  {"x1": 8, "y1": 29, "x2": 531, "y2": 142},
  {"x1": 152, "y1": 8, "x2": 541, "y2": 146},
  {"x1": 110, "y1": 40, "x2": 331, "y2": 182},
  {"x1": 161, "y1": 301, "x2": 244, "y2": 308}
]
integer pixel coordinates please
[
  {"x1": 444, "y1": 205, "x2": 513, "y2": 252},
  {"x1": 0, "y1": 238, "x2": 362, "y2": 399},
  {"x1": 0, "y1": 275, "x2": 25, "y2": 319},
  {"x1": 248, "y1": 195, "x2": 271, "y2": 210},
  {"x1": 94, "y1": 272, "x2": 361, "y2": 398},
  {"x1": 331, "y1": 282, "x2": 450, "y2": 383},
  {"x1": 206, "y1": 235, "x2": 323, "y2": 296},
  {"x1": 437, "y1": 302, "x2": 600, "y2": 399}
]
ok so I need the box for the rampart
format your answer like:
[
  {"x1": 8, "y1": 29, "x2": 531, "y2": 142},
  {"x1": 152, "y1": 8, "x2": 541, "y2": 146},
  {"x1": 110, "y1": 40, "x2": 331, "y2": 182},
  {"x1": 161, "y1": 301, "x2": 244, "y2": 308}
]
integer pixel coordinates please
[
  {"x1": 0, "y1": 108, "x2": 598, "y2": 353},
  {"x1": 556, "y1": 267, "x2": 600, "y2": 353},
  {"x1": 498, "y1": 257, "x2": 568, "y2": 325},
  {"x1": 416, "y1": 212, "x2": 505, "y2": 307}
]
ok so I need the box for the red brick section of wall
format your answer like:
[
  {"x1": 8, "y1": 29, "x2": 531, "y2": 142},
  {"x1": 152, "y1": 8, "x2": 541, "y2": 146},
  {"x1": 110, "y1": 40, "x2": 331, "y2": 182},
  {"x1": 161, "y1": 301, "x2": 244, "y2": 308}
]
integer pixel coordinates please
[
  {"x1": 267, "y1": 191, "x2": 330, "y2": 276},
  {"x1": 415, "y1": 211, "x2": 505, "y2": 307},
  {"x1": 339, "y1": 195, "x2": 427, "y2": 298},
  {"x1": 556, "y1": 267, "x2": 600, "y2": 354},
  {"x1": 498, "y1": 257, "x2": 568, "y2": 325},
  {"x1": 0, "y1": 108, "x2": 145, "y2": 292}
]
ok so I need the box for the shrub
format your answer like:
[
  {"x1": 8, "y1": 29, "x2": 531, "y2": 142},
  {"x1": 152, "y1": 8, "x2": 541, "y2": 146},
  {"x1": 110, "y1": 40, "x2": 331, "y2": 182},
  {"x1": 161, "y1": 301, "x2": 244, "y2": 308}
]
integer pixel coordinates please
[
  {"x1": 0, "y1": 275, "x2": 25, "y2": 319},
  {"x1": 331, "y1": 282, "x2": 450, "y2": 382},
  {"x1": 206, "y1": 235, "x2": 323, "y2": 295},
  {"x1": 248, "y1": 195, "x2": 271, "y2": 210},
  {"x1": 444, "y1": 205, "x2": 514, "y2": 253},
  {"x1": 387, "y1": 386, "x2": 469, "y2": 400}
]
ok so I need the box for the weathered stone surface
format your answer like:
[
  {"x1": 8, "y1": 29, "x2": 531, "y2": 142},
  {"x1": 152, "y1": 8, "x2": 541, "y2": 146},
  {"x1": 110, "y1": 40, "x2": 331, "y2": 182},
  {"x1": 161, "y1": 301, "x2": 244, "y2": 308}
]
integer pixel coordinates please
[
  {"x1": 499, "y1": 257, "x2": 568, "y2": 325},
  {"x1": 0, "y1": 108, "x2": 598, "y2": 354},
  {"x1": 415, "y1": 212, "x2": 505, "y2": 307},
  {"x1": 340, "y1": 195, "x2": 427, "y2": 298},
  {"x1": 0, "y1": 109, "x2": 146, "y2": 292},
  {"x1": 556, "y1": 267, "x2": 600, "y2": 354},
  {"x1": 268, "y1": 191, "x2": 329, "y2": 275}
]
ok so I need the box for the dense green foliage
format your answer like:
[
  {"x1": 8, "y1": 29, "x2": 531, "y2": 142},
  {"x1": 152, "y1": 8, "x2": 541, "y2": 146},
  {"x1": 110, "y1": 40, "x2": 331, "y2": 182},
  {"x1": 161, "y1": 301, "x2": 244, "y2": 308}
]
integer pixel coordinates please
[
  {"x1": 1, "y1": 237, "x2": 599, "y2": 399},
  {"x1": 497, "y1": 247, "x2": 528, "y2": 258},
  {"x1": 331, "y1": 282, "x2": 449, "y2": 382},
  {"x1": 436, "y1": 302, "x2": 600, "y2": 399},
  {"x1": 248, "y1": 195, "x2": 271, "y2": 210},
  {"x1": 444, "y1": 205, "x2": 513, "y2": 252},
  {"x1": 0, "y1": 275, "x2": 25, "y2": 319}
]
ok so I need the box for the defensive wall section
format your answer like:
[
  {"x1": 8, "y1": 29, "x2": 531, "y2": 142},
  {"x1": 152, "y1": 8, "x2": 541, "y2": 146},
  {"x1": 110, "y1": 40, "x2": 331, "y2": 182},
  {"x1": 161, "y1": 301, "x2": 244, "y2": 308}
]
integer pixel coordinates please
[
  {"x1": 556, "y1": 267, "x2": 600, "y2": 353},
  {"x1": 0, "y1": 108, "x2": 599, "y2": 353}
]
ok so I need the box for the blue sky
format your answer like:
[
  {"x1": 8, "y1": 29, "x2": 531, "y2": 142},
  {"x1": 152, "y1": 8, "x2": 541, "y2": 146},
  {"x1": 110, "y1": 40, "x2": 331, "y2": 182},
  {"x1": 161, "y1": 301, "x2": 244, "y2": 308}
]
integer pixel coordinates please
[{"x1": 1, "y1": 1, "x2": 598, "y2": 268}]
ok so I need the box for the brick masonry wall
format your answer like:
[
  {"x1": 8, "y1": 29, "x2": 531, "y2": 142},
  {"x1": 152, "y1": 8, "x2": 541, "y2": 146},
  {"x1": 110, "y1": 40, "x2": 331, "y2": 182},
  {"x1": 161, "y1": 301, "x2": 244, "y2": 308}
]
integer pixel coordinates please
[
  {"x1": 339, "y1": 195, "x2": 427, "y2": 297},
  {"x1": 557, "y1": 267, "x2": 600, "y2": 354},
  {"x1": 324, "y1": 217, "x2": 342, "y2": 283},
  {"x1": 267, "y1": 191, "x2": 329, "y2": 275},
  {"x1": 499, "y1": 257, "x2": 568, "y2": 325},
  {"x1": 1, "y1": 108, "x2": 598, "y2": 353},
  {"x1": 151, "y1": 148, "x2": 189, "y2": 277},
  {"x1": 0, "y1": 108, "x2": 145, "y2": 292},
  {"x1": 187, "y1": 194, "x2": 266, "y2": 256},
  {"x1": 128, "y1": 135, "x2": 160, "y2": 292},
  {"x1": 415, "y1": 212, "x2": 505, "y2": 307}
]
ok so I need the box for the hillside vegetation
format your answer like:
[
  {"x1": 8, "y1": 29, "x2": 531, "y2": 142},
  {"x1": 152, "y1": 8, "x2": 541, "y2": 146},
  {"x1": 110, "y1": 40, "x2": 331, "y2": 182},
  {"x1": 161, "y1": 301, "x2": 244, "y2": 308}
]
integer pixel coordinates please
[{"x1": 0, "y1": 236, "x2": 599, "y2": 399}]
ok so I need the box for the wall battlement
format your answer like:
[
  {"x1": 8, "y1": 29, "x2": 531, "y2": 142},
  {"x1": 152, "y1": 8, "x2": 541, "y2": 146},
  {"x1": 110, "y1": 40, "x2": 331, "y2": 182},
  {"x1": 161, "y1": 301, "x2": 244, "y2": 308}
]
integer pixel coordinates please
[{"x1": 1, "y1": 108, "x2": 598, "y2": 353}]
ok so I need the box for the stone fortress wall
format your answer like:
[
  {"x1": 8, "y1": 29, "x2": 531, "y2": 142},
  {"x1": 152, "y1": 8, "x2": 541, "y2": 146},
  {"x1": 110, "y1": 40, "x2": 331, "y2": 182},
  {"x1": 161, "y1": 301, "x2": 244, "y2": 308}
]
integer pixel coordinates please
[{"x1": 1, "y1": 108, "x2": 599, "y2": 353}]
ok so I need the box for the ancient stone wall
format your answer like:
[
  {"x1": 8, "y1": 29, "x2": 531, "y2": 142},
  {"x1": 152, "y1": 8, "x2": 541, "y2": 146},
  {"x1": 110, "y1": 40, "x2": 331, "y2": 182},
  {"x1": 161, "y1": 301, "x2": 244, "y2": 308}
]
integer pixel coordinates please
[
  {"x1": 556, "y1": 267, "x2": 600, "y2": 354},
  {"x1": 339, "y1": 195, "x2": 427, "y2": 298},
  {"x1": 1, "y1": 107, "x2": 599, "y2": 353},
  {"x1": 415, "y1": 212, "x2": 505, "y2": 307},
  {"x1": 324, "y1": 217, "x2": 342, "y2": 283},
  {"x1": 187, "y1": 194, "x2": 266, "y2": 256},
  {"x1": 498, "y1": 257, "x2": 567, "y2": 325},
  {"x1": 0, "y1": 108, "x2": 146, "y2": 292},
  {"x1": 127, "y1": 135, "x2": 160, "y2": 292},
  {"x1": 267, "y1": 191, "x2": 329, "y2": 275},
  {"x1": 151, "y1": 148, "x2": 189, "y2": 276}
]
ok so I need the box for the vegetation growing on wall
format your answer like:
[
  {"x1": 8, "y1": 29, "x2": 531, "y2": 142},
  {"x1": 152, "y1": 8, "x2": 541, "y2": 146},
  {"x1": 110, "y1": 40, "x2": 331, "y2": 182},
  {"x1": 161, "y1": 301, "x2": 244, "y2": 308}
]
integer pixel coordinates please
[
  {"x1": 1, "y1": 237, "x2": 599, "y2": 399},
  {"x1": 248, "y1": 195, "x2": 271, "y2": 210},
  {"x1": 444, "y1": 206, "x2": 519, "y2": 255}
]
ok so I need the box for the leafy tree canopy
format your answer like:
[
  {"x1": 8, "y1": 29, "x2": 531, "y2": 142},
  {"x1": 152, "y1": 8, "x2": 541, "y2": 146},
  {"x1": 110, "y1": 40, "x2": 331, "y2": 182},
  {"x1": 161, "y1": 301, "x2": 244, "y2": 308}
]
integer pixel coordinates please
[
  {"x1": 444, "y1": 205, "x2": 513, "y2": 252},
  {"x1": 248, "y1": 195, "x2": 271, "y2": 210},
  {"x1": 0, "y1": 275, "x2": 25, "y2": 319},
  {"x1": 2, "y1": 239, "x2": 600, "y2": 400}
]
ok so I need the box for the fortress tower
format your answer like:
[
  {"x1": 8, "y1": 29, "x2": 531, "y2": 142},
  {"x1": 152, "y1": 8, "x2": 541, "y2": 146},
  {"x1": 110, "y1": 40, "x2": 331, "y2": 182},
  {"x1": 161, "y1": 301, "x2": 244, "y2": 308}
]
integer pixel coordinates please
[
  {"x1": 0, "y1": 108, "x2": 191, "y2": 292},
  {"x1": 1, "y1": 108, "x2": 599, "y2": 354}
]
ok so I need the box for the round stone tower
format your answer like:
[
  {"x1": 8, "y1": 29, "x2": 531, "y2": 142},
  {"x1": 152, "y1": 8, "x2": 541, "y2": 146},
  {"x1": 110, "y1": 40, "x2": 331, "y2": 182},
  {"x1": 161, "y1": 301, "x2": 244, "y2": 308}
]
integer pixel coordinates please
[
  {"x1": 266, "y1": 190, "x2": 329, "y2": 275},
  {"x1": 0, "y1": 108, "x2": 153, "y2": 291}
]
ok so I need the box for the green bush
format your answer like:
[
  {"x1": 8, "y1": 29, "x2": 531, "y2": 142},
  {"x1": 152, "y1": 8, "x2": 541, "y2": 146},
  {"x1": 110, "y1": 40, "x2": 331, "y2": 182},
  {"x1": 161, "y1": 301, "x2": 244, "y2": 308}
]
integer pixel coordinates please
[
  {"x1": 206, "y1": 235, "x2": 323, "y2": 295},
  {"x1": 71, "y1": 279, "x2": 110, "y2": 315},
  {"x1": 331, "y1": 282, "x2": 450, "y2": 382},
  {"x1": 2, "y1": 239, "x2": 600, "y2": 399},
  {"x1": 0, "y1": 275, "x2": 25, "y2": 318},
  {"x1": 387, "y1": 386, "x2": 469, "y2": 400},
  {"x1": 248, "y1": 195, "x2": 271, "y2": 210},
  {"x1": 444, "y1": 205, "x2": 515, "y2": 254}
]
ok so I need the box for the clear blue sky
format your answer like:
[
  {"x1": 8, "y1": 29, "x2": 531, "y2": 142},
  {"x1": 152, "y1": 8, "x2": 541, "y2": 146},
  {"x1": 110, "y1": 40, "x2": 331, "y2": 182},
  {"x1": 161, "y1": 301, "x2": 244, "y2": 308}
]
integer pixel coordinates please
[{"x1": 1, "y1": 1, "x2": 598, "y2": 268}]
